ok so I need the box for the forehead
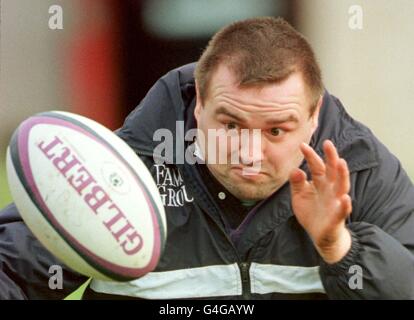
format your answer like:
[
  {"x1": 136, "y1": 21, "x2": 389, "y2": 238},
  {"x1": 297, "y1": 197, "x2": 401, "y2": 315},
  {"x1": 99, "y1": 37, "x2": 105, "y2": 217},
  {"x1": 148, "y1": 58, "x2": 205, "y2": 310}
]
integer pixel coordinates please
[{"x1": 207, "y1": 64, "x2": 310, "y2": 112}]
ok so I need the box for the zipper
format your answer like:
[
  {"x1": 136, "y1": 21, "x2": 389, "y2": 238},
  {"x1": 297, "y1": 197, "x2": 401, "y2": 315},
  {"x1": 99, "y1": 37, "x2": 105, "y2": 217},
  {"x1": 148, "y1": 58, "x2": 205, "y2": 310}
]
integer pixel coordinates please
[{"x1": 239, "y1": 262, "x2": 251, "y2": 299}]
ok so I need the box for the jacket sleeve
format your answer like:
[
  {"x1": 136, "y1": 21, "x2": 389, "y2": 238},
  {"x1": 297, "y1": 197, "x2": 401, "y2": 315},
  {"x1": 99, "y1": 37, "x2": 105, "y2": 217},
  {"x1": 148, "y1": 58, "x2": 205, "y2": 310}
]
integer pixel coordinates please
[
  {"x1": 0, "y1": 203, "x2": 87, "y2": 299},
  {"x1": 319, "y1": 140, "x2": 414, "y2": 299}
]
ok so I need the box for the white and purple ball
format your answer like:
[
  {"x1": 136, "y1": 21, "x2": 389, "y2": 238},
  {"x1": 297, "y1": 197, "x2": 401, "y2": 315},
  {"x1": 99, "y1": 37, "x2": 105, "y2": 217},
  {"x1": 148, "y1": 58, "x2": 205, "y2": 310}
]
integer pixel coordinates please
[{"x1": 6, "y1": 111, "x2": 166, "y2": 281}]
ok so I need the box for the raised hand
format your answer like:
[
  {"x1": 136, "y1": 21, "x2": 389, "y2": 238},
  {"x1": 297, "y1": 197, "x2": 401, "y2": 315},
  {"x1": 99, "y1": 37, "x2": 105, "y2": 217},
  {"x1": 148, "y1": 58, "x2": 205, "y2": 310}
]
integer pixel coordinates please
[{"x1": 289, "y1": 140, "x2": 352, "y2": 264}]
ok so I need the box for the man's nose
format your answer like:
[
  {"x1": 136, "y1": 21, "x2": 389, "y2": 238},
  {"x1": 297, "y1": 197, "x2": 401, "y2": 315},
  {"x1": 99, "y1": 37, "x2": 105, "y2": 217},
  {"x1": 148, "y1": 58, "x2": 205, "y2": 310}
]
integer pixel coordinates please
[{"x1": 239, "y1": 129, "x2": 264, "y2": 165}]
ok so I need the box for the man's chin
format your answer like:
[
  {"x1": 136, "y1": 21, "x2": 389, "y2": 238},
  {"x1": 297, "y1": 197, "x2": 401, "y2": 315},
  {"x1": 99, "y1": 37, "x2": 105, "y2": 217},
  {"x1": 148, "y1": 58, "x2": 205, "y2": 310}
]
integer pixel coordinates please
[
  {"x1": 224, "y1": 182, "x2": 277, "y2": 201},
  {"x1": 208, "y1": 166, "x2": 280, "y2": 200},
  {"x1": 226, "y1": 175, "x2": 286, "y2": 201},
  {"x1": 231, "y1": 189, "x2": 273, "y2": 201}
]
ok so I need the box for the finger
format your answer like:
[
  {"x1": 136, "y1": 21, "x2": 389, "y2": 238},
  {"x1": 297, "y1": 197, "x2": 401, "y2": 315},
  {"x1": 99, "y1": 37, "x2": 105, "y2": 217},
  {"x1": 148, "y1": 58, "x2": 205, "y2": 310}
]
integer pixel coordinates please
[
  {"x1": 331, "y1": 194, "x2": 352, "y2": 226},
  {"x1": 340, "y1": 194, "x2": 352, "y2": 217},
  {"x1": 323, "y1": 140, "x2": 339, "y2": 182},
  {"x1": 300, "y1": 143, "x2": 326, "y2": 189},
  {"x1": 335, "y1": 158, "x2": 351, "y2": 196},
  {"x1": 289, "y1": 168, "x2": 307, "y2": 194}
]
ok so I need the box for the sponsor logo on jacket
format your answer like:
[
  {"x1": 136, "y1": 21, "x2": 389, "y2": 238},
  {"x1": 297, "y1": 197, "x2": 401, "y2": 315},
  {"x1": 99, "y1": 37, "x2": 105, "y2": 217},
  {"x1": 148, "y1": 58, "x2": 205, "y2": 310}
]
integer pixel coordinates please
[{"x1": 154, "y1": 164, "x2": 193, "y2": 207}]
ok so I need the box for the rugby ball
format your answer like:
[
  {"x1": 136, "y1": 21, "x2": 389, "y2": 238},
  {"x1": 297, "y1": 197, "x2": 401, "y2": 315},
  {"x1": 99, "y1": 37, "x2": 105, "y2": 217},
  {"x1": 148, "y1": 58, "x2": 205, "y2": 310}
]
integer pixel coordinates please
[{"x1": 6, "y1": 111, "x2": 167, "y2": 281}]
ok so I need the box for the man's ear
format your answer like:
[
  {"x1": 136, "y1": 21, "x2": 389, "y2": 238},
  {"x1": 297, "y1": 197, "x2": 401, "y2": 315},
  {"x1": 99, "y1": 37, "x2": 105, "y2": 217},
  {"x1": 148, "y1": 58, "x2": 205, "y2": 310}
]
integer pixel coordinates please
[
  {"x1": 310, "y1": 95, "x2": 323, "y2": 134},
  {"x1": 194, "y1": 81, "x2": 203, "y2": 123}
]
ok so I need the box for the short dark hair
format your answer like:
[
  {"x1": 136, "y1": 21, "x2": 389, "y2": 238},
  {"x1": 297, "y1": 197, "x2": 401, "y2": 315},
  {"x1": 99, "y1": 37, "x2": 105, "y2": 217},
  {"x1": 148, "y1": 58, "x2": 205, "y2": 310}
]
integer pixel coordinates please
[{"x1": 195, "y1": 17, "x2": 323, "y2": 113}]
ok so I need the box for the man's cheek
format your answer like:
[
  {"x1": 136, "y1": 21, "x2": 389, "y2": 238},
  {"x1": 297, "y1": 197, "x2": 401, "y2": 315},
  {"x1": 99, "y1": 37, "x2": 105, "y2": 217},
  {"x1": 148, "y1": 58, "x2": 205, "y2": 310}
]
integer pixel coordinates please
[{"x1": 214, "y1": 135, "x2": 232, "y2": 164}]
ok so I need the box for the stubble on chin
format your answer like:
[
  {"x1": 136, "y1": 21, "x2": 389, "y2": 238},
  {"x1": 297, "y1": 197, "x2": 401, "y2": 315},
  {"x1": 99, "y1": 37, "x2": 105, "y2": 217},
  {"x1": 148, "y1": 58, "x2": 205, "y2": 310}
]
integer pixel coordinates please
[{"x1": 210, "y1": 165, "x2": 282, "y2": 201}]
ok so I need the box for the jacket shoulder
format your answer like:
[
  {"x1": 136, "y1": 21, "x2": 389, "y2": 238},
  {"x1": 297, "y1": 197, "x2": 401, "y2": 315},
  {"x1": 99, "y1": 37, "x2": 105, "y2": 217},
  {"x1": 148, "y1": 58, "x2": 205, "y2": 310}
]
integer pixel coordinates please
[
  {"x1": 116, "y1": 63, "x2": 197, "y2": 159},
  {"x1": 316, "y1": 93, "x2": 381, "y2": 173}
]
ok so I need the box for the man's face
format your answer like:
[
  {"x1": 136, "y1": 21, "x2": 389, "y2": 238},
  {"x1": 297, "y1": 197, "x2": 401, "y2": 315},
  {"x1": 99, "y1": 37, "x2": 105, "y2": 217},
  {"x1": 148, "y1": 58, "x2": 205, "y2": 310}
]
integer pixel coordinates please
[{"x1": 194, "y1": 64, "x2": 321, "y2": 201}]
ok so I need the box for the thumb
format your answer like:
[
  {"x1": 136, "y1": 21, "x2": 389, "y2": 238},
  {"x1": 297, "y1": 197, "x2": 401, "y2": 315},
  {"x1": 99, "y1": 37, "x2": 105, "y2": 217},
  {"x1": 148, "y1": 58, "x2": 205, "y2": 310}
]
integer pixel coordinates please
[{"x1": 289, "y1": 168, "x2": 307, "y2": 194}]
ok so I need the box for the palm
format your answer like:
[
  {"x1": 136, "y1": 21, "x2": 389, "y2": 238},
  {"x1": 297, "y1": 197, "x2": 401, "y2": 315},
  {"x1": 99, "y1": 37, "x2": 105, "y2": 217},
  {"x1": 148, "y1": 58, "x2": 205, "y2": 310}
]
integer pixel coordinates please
[{"x1": 289, "y1": 141, "x2": 352, "y2": 250}]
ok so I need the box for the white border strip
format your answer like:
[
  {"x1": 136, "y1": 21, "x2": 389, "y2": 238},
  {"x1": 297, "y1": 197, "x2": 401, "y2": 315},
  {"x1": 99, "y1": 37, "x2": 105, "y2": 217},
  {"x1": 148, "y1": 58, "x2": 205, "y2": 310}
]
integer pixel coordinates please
[
  {"x1": 250, "y1": 263, "x2": 326, "y2": 294},
  {"x1": 90, "y1": 263, "x2": 242, "y2": 299}
]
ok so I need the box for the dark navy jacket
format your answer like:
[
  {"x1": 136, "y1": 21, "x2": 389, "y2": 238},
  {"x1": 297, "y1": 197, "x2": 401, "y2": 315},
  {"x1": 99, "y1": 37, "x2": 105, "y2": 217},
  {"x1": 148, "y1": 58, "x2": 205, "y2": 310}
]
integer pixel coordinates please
[{"x1": 1, "y1": 63, "x2": 414, "y2": 299}]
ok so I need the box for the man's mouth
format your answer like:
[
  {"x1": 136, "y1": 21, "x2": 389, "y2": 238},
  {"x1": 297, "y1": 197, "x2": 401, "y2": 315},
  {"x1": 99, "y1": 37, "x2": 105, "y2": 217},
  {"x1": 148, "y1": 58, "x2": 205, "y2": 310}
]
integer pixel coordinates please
[{"x1": 231, "y1": 166, "x2": 267, "y2": 178}]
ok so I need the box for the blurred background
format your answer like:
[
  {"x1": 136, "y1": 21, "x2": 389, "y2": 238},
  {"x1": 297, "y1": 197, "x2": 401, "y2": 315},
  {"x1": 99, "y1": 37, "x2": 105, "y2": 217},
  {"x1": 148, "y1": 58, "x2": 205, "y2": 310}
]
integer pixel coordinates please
[{"x1": 1, "y1": 0, "x2": 413, "y2": 208}]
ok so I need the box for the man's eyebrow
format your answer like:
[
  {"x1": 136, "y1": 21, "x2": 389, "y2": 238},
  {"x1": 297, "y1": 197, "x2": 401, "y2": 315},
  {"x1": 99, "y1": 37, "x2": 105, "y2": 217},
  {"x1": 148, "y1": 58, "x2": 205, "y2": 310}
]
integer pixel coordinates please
[
  {"x1": 264, "y1": 114, "x2": 299, "y2": 125},
  {"x1": 215, "y1": 106, "x2": 299, "y2": 124},
  {"x1": 215, "y1": 106, "x2": 247, "y2": 123}
]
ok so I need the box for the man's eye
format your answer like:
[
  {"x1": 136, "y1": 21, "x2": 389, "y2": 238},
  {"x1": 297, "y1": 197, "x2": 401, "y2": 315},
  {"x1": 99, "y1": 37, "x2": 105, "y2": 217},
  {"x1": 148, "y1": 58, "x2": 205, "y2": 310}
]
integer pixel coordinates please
[
  {"x1": 270, "y1": 128, "x2": 284, "y2": 136},
  {"x1": 226, "y1": 122, "x2": 238, "y2": 130}
]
